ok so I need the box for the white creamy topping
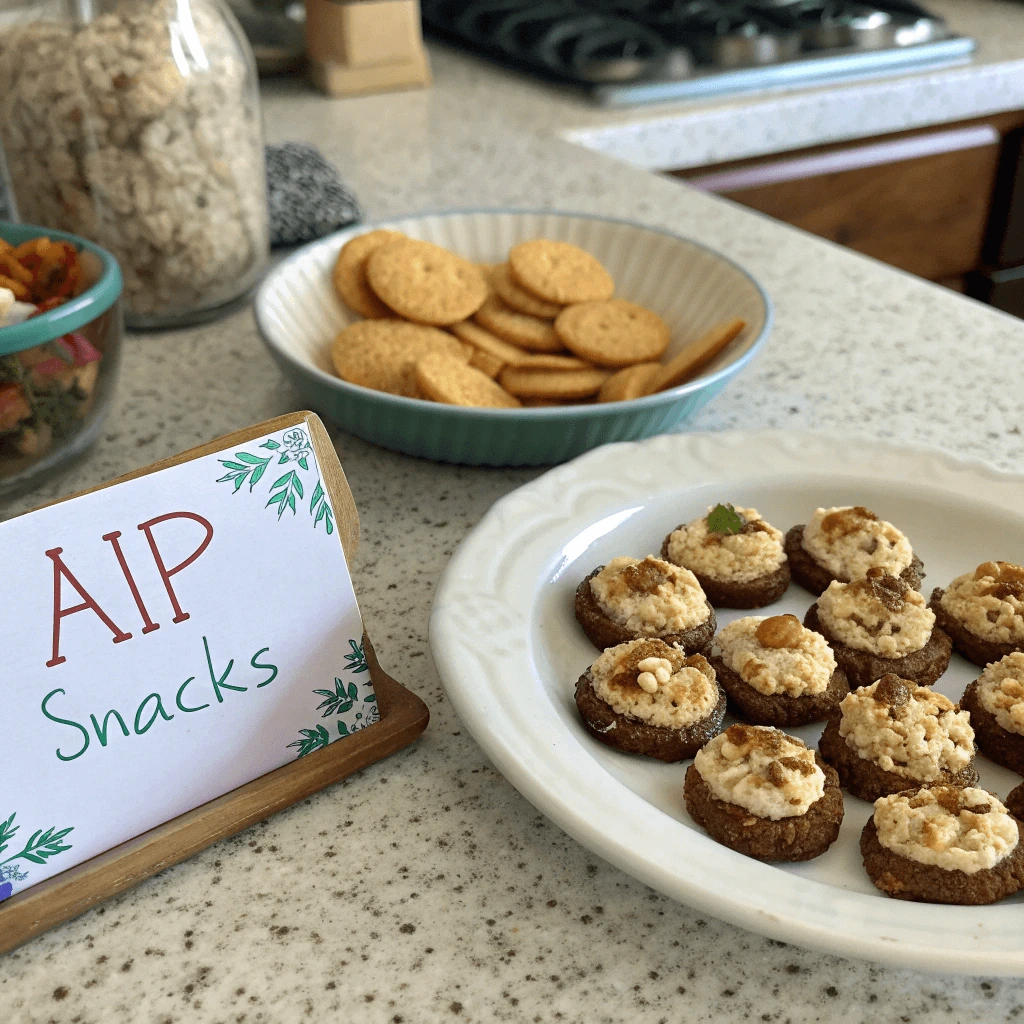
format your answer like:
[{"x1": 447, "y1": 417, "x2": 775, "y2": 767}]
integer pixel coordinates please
[
  {"x1": 694, "y1": 724, "x2": 825, "y2": 820},
  {"x1": 940, "y1": 562, "x2": 1024, "y2": 644},
  {"x1": 715, "y1": 615, "x2": 835, "y2": 697},
  {"x1": 816, "y1": 572, "x2": 934, "y2": 658},
  {"x1": 665, "y1": 506, "x2": 785, "y2": 583},
  {"x1": 590, "y1": 555, "x2": 709, "y2": 636},
  {"x1": 977, "y1": 652, "x2": 1024, "y2": 736},
  {"x1": 874, "y1": 786, "x2": 1018, "y2": 874},
  {"x1": 838, "y1": 678, "x2": 974, "y2": 782},
  {"x1": 590, "y1": 639, "x2": 719, "y2": 729},
  {"x1": 801, "y1": 506, "x2": 913, "y2": 580}
]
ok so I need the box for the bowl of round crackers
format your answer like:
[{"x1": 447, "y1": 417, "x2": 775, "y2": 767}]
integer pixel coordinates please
[{"x1": 255, "y1": 210, "x2": 772, "y2": 466}]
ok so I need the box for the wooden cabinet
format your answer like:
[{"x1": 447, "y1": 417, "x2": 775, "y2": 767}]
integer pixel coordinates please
[{"x1": 674, "y1": 112, "x2": 1024, "y2": 296}]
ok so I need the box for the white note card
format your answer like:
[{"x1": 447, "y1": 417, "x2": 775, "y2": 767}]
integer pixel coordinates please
[{"x1": 0, "y1": 423, "x2": 373, "y2": 903}]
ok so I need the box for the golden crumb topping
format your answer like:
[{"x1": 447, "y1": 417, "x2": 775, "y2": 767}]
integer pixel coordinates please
[
  {"x1": 715, "y1": 615, "x2": 835, "y2": 697},
  {"x1": 838, "y1": 677, "x2": 974, "y2": 782},
  {"x1": 801, "y1": 506, "x2": 913, "y2": 580},
  {"x1": 976, "y1": 652, "x2": 1024, "y2": 736},
  {"x1": 694, "y1": 725, "x2": 825, "y2": 820},
  {"x1": 816, "y1": 568, "x2": 934, "y2": 658},
  {"x1": 590, "y1": 555, "x2": 709, "y2": 635},
  {"x1": 590, "y1": 639, "x2": 719, "y2": 729},
  {"x1": 665, "y1": 506, "x2": 785, "y2": 583},
  {"x1": 940, "y1": 562, "x2": 1024, "y2": 644},
  {"x1": 874, "y1": 786, "x2": 1018, "y2": 874}
]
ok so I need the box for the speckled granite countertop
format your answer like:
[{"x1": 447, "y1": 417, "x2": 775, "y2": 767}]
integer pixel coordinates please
[
  {"x1": 4, "y1": 53, "x2": 1024, "y2": 1024},
  {"x1": 427, "y1": 0, "x2": 1024, "y2": 170}
]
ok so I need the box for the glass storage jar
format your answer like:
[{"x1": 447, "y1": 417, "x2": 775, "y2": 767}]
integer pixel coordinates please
[
  {"x1": 0, "y1": 0, "x2": 268, "y2": 328},
  {"x1": 0, "y1": 222, "x2": 123, "y2": 496}
]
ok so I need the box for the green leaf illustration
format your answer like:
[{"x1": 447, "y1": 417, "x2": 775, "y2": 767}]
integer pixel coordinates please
[
  {"x1": 1, "y1": 825, "x2": 74, "y2": 866},
  {"x1": 313, "y1": 678, "x2": 355, "y2": 717},
  {"x1": 217, "y1": 433, "x2": 333, "y2": 534},
  {"x1": 287, "y1": 724, "x2": 331, "y2": 758},
  {"x1": 347, "y1": 682, "x2": 359, "y2": 701},
  {"x1": 0, "y1": 814, "x2": 18, "y2": 858},
  {"x1": 217, "y1": 451, "x2": 272, "y2": 494},
  {"x1": 337, "y1": 721, "x2": 349, "y2": 738},
  {"x1": 267, "y1": 470, "x2": 303, "y2": 520},
  {"x1": 344, "y1": 638, "x2": 369, "y2": 674},
  {"x1": 706, "y1": 502, "x2": 745, "y2": 535}
]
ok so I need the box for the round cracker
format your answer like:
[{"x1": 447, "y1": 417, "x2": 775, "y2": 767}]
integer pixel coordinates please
[
  {"x1": 332, "y1": 229, "x2": 405, "y2": 318},
  {"x1": 415, "y1": 351, "x2": 521, "y2": 408},
  {"x1": 331, "y1": 320, "x2": 468, "y2": 398},
  {"x1": 508, "y1": 239, "x2": 614, "y2": 304},
  {"x1": 468, "y1": 347, "x2": 505, "y2": 378},
  {"x1": 450, "y1": 320, "x2": 532, "y2": 365},
  {"x1": 598, "y1": 362, "x2": 662, "y2": 403},
  {"x1": 473, "y1": 295, "x2": 562, "y2": 352},
  {"x1": 490, "y1": 262, "x2": 564, "y2": 318},
  {"x1": 498, "y1": 366, "x2": 611, "y2": 400},
  {"x1": 555, "y1": 299, "x2": 670, "y2": 368},
  {"x1": 366, "y1": 239, "x2": 488, "y2": 326}
]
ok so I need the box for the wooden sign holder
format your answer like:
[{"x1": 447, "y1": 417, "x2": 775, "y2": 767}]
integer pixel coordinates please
[{"x1": 0, "y1": 412, "x2": 429, "y2": 955}]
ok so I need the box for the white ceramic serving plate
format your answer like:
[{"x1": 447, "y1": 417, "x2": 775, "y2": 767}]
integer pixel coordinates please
[
  {"x1": 430, "y1": 430, "x2": 1024, "y2": 975},
  {"x1": 255, "y1": 210, "x2": 771, "y2": 466}
]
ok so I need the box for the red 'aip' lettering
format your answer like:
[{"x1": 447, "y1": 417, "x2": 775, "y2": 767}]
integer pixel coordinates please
[
  {"x1": 138, "y1": 512, "x2": 214, "y2": 624},
  {"x1": 45, "y1": 547, "x2": 132, "y2": 667}
]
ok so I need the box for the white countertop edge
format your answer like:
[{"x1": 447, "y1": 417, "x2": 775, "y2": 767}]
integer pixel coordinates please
[{"x1": 562, "y1": 59, "x2": 1024, "y2": 171}]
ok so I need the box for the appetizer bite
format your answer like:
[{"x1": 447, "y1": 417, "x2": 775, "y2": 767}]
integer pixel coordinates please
[
  {"x1": 804, "y1": 567, "x2": 951, "y2": 688},
  {"x1": 684, "y1": 724, "x2": 844, "y2": 862},
  {"x1": 818, "y1": 675, "x2": 978, "y2": 802},
  {"x1": 785, "y1": 506, "x2": 924, "y2": 596},
  {"x1": 661, "y1": 503, "x2": 789, "y2": 608},
  {"x1": 930, "y1": 561, "x2": 1024, "y2": 668},
  {"x1": 861, "y1": 786, "x2": 1024, "y2": 904},
  {"x1": 574, "y1": 555, "x2": 715, "y2": 652},
  {"x1": 574, "y1": 639, "x2": 725, "y2": 762},
  {"x1": 709, "y1": 614, "x2": 848, "y2": 727},
  {"x1": 959, "y1": 653, "x2": 1024, "y2": 775}
]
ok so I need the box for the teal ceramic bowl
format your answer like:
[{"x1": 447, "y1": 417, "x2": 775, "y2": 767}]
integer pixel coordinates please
[
  {"x1": 256, "y1": 210, "x2": 772, "y2": 466},
  {"x1": 0, "y1": 222, "x2": 123, "y2": 495}
]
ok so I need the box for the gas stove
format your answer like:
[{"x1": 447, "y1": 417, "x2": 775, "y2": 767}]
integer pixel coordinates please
[{"x1": 422, "y1": 0, "x2": 975, "y2": 106}]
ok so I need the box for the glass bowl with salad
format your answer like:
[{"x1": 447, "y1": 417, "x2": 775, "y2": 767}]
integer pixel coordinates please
[{"x1": 0, "y1": 223, "x2": 123, "y2": 496}]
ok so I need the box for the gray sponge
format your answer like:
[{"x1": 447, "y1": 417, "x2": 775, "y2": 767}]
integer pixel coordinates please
[{"x1": 266, "y1": 142, "x2": 361, "y2": 247}]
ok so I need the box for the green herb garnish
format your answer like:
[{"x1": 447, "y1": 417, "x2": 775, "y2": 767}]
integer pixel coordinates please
[{"x1": 706, "y1": 503, "x2": 745, "y2": 535}]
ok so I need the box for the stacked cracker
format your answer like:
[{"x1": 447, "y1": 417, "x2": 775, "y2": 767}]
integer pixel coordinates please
[{"x1": 330, "y1": 231, "x2": 745, "y2": 409}]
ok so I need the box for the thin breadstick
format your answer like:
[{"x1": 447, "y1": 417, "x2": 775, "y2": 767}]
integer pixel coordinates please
[{"x1": 645, "y1": 318, "x2": 746, "y2": 395}]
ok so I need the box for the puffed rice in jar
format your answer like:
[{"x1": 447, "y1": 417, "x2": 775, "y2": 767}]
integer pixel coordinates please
[{"x1": 0, "y1": 0, "x2": 268, "y2": 327}]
